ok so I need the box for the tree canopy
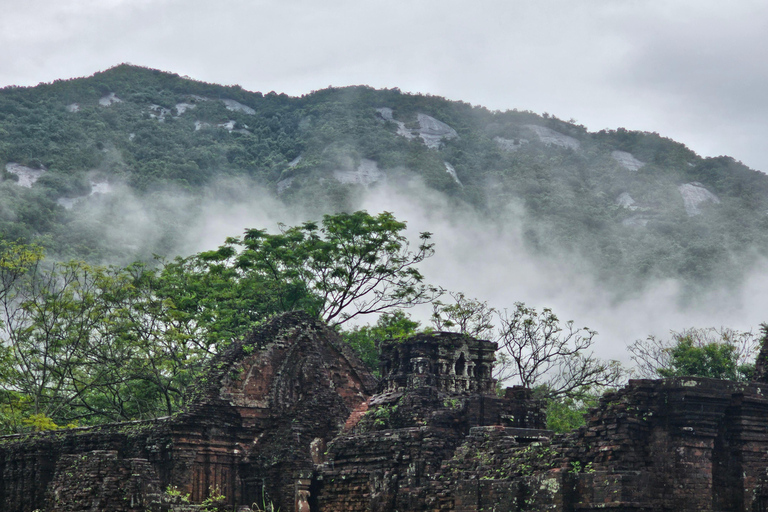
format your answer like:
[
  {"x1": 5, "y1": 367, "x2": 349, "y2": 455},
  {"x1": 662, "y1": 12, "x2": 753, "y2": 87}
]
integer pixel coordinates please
[{"x1": 0, "y1": 211, "x2": 438, "y2": 432}]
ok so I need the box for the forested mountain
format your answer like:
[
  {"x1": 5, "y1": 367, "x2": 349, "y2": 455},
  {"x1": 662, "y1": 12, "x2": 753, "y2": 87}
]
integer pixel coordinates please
[{"x1": 2, "y1": 64, "x2": 767, "y2": 294}]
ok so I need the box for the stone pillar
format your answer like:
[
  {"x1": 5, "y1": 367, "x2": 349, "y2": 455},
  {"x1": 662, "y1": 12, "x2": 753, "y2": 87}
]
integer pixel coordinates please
[{"x1": 294, "y1": 471, "x2": 312, "y2": 512}]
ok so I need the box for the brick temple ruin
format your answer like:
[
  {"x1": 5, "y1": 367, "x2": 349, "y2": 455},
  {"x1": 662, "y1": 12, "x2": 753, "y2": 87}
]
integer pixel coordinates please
[{"x1": 3, "y1": 311, "x2": 768, "y2": 511}]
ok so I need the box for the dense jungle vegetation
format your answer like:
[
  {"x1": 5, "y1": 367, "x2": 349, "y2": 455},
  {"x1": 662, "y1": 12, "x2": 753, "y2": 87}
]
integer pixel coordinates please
[
  {"x1": 1, "y1": 64, "x2": 767, "y2": 291},
  {"x1": 1, "y1": 64, "x2": 767, "y2": 433}
]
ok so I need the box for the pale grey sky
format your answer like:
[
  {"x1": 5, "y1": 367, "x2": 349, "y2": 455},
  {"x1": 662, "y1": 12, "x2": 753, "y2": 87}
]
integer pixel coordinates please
[{"x1": 2, "y1": 0, "x2": 767, "y2": 172}]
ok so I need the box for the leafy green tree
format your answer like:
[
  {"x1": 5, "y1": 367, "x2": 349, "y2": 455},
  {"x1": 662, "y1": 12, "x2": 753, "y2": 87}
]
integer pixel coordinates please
[
  {"x1": 657, "y1": 337, "x2": 741, "y2": 379},
  {"x1": 0, "y1": 212, "x2": 439, "y2": 430},
  {"x1": 0, "y1": 246, "x2": 204, "y2": 430},
  {"x1": 545, "y1": 392, "x2": 600, "y2": 433},
  {"x1": 341, "y1": 310, "x2": 422, "y2": 374},
  {"x1": 430, "y1": 291, "x2": 495, "y2": 339},
  {"x1": 191, "y1": 210, "x2": 439, "y2": 328},
  {"x1": 628, "y1": 327, "x2": 757, "y2": 381}
]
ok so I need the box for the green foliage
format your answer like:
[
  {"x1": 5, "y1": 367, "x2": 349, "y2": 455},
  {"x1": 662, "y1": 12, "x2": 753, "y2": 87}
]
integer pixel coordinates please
[
  {"x1": 340, "y1": 310, "x2": 422, "y2": 374},
  {"x1": 162, "y1": 485, "x2": 190, "y2": 504},
  {"x1": 1, "y1": 65, "x2": 768, "y2": 296},
  {"x1": 545, "y1": 392, "x2": 599, "y2": 433},
  {"x1": 197, "y1": 210, "x2": 437, "y2": 327},
  {"x1": 369, "y1": 403, "x2": 398, "y2": 428},
  {"x1": 201, "y1": 486, "x2": 227, "y2": 512},
  {"x1": 0, "y1": 212, "x2": 435, "y2": 431},
  {"x1": 21, "y1": 413, "x2": 60, "y2": 432},
  {"x1": 658, "y1": 336, "x2": 742, "y2": 380},
  {"x1": 628, "y1": 327, "x2": 757, "y2": 381},
  {"x1": 431, "y1": 291, "x2": 494, "y2": 339}
]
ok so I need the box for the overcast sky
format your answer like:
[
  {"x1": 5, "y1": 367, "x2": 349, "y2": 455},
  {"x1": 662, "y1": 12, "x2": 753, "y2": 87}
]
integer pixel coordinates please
[{"x1": 1, "y1": 0, "x2": 767, "y2": 173}]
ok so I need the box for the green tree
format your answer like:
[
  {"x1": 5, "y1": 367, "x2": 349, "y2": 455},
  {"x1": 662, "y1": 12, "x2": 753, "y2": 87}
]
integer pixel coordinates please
[
  {"x1": 627, "y1": 327, "x2": 757, "y2": 381},
  {"x1": 341, "y1": 310, "x2": 422, "y2": 374},
  {"x1": 190, "y1": 210, "x2": 439, "y2": 328},
  {"x1": 430, "y1": 291, "x2": 495, "y2": 339},
  {"x1": 657, "y1": 337, "x2": 740, "y2": 380},
  {"x1": 545, "y1": 392, "x2": 600, "y2": 433},
  {"x1": 495, "y1": 303, "x2": 624, "y2": 399}
]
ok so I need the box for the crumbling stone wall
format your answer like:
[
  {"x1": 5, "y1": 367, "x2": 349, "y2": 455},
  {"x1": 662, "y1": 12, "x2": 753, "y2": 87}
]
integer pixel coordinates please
[
  {"x1": 0, "y1": 311, "x2": 376, "y2": 512},
  {"x1": 6, "y1": 313, "x2": 768, "y2": 512},
  {"x1": 314, "y1": 333, "x2": 548, "y2": 511},
  {"x1": 46, "y1": 450, "x2": 161, "y2": 511},
  {"x1": 431, "y1": 377, "x2": 768, "y2": 512}
]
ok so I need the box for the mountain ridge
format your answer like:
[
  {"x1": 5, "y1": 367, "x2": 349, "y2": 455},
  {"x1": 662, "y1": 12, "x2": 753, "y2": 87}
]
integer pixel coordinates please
[{"x1": 1, "y1": 63, "x2": 767, "y2": 296}]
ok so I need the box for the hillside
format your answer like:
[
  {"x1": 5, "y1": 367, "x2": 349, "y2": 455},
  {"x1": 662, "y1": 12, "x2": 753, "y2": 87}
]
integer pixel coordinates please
[{"x1": 2, "y1": 64, "x2": 767, "y2": 295}]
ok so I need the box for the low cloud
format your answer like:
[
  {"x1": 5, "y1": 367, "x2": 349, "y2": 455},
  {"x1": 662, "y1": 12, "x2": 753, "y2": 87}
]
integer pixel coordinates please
[{"x1": 69, "y1": 174, "x2": 768, "y2": 368}]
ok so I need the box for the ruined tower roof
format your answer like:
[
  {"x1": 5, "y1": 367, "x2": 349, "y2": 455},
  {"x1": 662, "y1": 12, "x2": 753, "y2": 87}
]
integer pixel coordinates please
[{"x1": 379, "y1": 332, "x2": 498, "y2": 395}]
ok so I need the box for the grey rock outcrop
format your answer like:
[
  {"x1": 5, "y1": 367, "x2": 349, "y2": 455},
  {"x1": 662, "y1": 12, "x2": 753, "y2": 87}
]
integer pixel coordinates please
[
  {"x1": 525, "y1": 125, "x2": 580, "y2": 149},
  {"x1": 494, "y1": 136, "x2": 528, "y2": 152},
  {"x1": 99, "y1": 93, "x2": 122, "y2": 106},
  {"x1": 5, "y1": 163, "x2": 45, "y2": 187},
  {"x1": 678, "y1": 182, "x2": 720, "y2": 216},
  {"x1": 612, "y1": 150, "x2": 645, "y2": 171},
  {"x1": 222, "y1": 99, "x2": 256, "y2": 115},
  {"x1": 333, "y1": 159, "x2": 383, "y2": 186},
  {"x1": 417, "y1": 113, "x2": 458, "y2": 149}
]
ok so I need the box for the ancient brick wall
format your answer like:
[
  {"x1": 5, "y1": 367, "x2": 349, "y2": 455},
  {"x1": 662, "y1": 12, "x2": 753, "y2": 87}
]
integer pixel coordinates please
[
  {"x1": 46, "y1": 450, "x2": 161, "y2": 511},
  {"x1": 6, "y1": 315, "x2": 768, "y2": 512},
  {"x1": 437, "y1": 377, "x2": 768, "y2": 512},
  {"x1": 314, "y1": 334, "x2": 548, "y2": 512},
  {"x1": 0, "y1": 311, "x2": 376, "y2": 512}
]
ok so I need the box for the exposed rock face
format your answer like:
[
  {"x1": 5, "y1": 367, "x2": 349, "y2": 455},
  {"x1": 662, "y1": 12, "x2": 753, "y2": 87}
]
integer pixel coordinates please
[
  {"x1": 222, "y1": 99, "x2": 256, "y2": 115},
  {"x1": 333, "y1": 159, "x2": 383, "y2": 186},
  {"x1": 277, "y1": 175, "x2": 294, "y2": 194},
  {"x1": 612, "y1": 150, "x2": 645, "y2": 171},
  {"x1": 65, "y1": 103, "x2": 80, "y2": 113},
  {"x1": 616, "y1": 192, "x2": 637, "y2": 209},
  {"x1": 375, "y1": 107, "x2": 394, "y2": 121},
  {"x1": 5, "y1": 163, "x2": 45, "y2": 187},
  {"x1": 57, "y1": 180, "x2": 113, "y2": 209},
  {"x1": 444, "y1": 162, "x2": 462, "y2": 186},
  {"x1": 148, "y1": 104, "x2": 171, "y2": 121},
  {"x1": 494, "y1": 136, "x2": 529, "y2": 152},
  {"x1": 525, "y1": 124, "x2": 580, "y2": 149},
  {"x1": 376, "y1": 107, "x2": 415, "y2": 140},
  {"x1": 678, "y1": 182, "x2": 721, "y2": 216},
  {"x1": 288, "y1": 155, "x2": 303, "y2": 168},
  {"x1": 174, "y1": 102, "x2": 196, "y2": 115},
  {"x1": 375, "y1": 108, "x2": 458, "y2": 148},
  {"x1": 217, "y1": 120, "x2": 236, "y2": 131},
  {"x1": 99, "y1": 93, "x2": 122, "y2": 106},
  {"x1": 417, "y1": 113, "x2": 458, "y2": 149}
]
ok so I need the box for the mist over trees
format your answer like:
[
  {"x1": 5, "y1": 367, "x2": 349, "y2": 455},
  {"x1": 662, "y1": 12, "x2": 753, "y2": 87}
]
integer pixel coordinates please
[
  {"x1": 1, "y1": 65, "x2": 767, "y2": 434},
  {"x1": 1, "y1": 64, "x2": 767, "y2": 297}
]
